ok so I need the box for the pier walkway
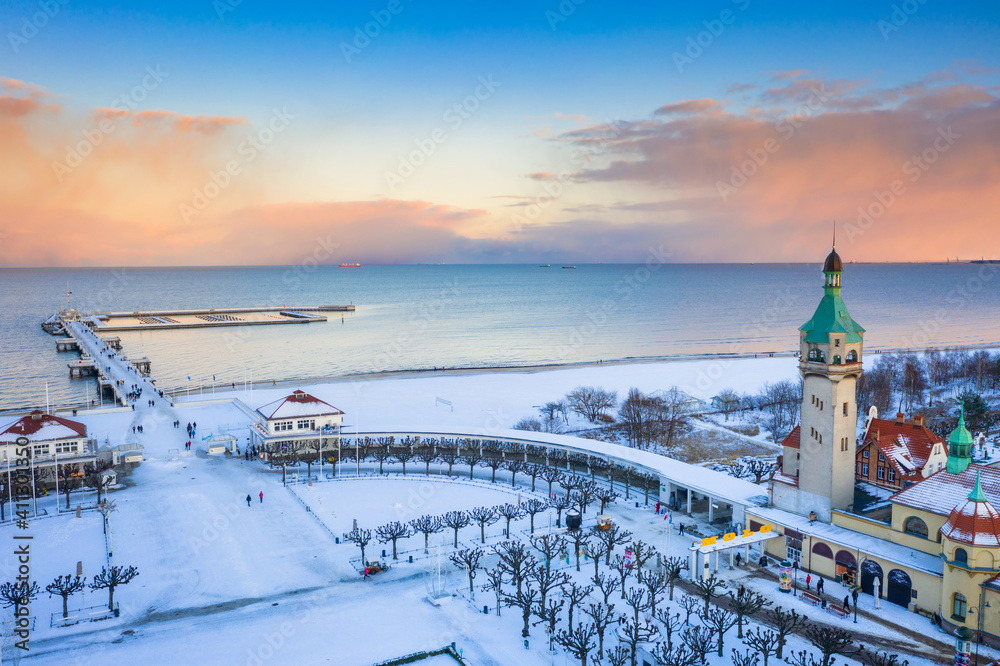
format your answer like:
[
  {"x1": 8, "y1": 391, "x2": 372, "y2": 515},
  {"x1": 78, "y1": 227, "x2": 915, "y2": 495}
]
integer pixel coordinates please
[{"x1": 64, "y1": 321, "x2": 163, "y2": 408}]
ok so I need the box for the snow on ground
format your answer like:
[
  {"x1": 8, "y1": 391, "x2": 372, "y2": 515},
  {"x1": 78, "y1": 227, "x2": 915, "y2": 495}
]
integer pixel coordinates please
[
  {"x1": 1, "y1": 355, "x2": 955, "y2": 665},
  {"x1": 179, "y1": 355, "x2": 802, "y2": 435}
]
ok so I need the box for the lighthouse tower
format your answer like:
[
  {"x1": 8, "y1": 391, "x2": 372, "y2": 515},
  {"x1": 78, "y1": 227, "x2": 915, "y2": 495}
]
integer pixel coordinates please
[{"x1": 774, "y1": 241, "x2": 865, "y2": 521}]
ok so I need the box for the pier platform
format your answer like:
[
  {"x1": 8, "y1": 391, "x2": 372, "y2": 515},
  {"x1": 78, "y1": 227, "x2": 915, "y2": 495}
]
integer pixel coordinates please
[{"x1": 77, "y1": 305, "x2": 353, "y2": 332}]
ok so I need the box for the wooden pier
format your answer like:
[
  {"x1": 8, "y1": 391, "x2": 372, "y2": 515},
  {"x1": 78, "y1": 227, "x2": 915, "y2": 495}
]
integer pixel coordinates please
[{"x1": 56, "y1": 339, "x2": 80, "y2": 352}]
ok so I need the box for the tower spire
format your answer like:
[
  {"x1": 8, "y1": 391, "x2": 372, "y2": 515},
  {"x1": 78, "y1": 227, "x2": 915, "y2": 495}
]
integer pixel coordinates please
[{"x1": 832, "y1": 221, "x2": 836, "y2": 250}]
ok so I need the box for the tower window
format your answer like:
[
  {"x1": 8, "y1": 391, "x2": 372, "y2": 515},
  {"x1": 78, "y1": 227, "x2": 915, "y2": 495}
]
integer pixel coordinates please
[
  {"x1": 843, "y1": 402, "x2": 848, "y2": 416},
  {"x1": 835, "y1": 339, "x2": 840, "y2": 347},
  {"x1": 953, "y1": 593, "x2": 967, "y2": 621},
  {"x1": 847, "y1": 350, "x2": 858, "y2": 362},
  {"x1": 833, "y1": 355, "x2": 842, "y2": 365}
]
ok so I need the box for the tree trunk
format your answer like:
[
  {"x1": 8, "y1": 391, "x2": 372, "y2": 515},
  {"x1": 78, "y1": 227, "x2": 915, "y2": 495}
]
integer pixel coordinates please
[
  {"x1": 62, "y1": 594, "x2": 69, "y2": 618},
  {"x1": 522, "y1": 607, "x2": 531, "y2": 637},
  {"x1": 392, "y1": 540, "x2": 398, "y2": 560},
  {"x1": 454, "y1": 528, "x2": 459, "y2": 548},
  {"x1": 108, "y1": 586, "x2": 115, "y2": 612}
]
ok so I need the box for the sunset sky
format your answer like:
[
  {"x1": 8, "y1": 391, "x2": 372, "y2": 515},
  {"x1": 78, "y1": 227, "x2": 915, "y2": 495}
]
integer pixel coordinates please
[{"x1": 1, "y1": 0, "x2": 998, "y2": 266}]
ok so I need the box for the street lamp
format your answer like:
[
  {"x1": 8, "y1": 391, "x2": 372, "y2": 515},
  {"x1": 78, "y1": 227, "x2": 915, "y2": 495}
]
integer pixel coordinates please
[{"x1": 968, "y1": 584, "x2": 991, "y2": 666}]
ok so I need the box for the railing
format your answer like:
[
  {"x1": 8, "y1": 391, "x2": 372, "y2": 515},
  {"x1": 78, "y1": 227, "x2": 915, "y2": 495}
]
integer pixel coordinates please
[{"x1": 49, "y1": 602, "x2": 118, "y2": 627}]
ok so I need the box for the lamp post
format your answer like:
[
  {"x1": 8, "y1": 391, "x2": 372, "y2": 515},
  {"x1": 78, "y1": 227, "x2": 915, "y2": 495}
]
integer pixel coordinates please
[{"x1": 968, "y1": 583, "x2": 991, "y2": 666}]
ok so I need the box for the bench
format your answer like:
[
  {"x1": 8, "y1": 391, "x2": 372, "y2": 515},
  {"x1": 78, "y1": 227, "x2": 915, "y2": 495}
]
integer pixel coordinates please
[
  {"x1": 826, "y1": 604, "x2": 850, "y2": 619},
  {"x1": 801, "y1": 591, "x2": 822, "y2": 606}
]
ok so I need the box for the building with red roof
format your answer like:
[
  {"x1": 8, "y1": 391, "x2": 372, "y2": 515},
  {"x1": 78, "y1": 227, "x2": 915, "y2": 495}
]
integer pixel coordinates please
[
  {"x1": 0, "y1": 410, "x2": 96, "y2": 491},
  {"x1": 855, "y1": 409, "x2": 948, "y2": 491},
  {"x1": 248, "y1": 391, "x2": 345, "y2": 469}
]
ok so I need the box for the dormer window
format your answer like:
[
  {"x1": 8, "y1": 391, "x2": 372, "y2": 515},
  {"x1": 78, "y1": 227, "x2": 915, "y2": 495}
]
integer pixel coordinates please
[{"x1": 846, "y1": 350, "x2": 858, "y2": 363}]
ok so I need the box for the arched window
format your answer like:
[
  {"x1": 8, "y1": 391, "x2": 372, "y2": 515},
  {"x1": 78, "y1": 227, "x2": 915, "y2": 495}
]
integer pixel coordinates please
[
  {"x1": 903, "y1": 516, "x2": 928, "y2": 539},
  {"x1": 812, "y1": 542, "x2": 833, "y2": 558},
  {"x1": 953, "y1": 593, "x2": 967, "y2": 621},
  {"x1": 846, "y1": 350, "x2": 858, "y2": 362},
  {"x1": 955, "y1": 548, "x2": 968, "y2": 565}
]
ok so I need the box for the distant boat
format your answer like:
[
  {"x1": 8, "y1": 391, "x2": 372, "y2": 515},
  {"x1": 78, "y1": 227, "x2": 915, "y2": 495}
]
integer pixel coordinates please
[
  {"x1": 338, "y1": 263, "x2": 361, "y2": 268},
  {"x1": 539, "y1": 264, "x2": 550, "y2": 268},
  {"x1": 562, "y1": 266, "x2": 576, "y2": 269}
]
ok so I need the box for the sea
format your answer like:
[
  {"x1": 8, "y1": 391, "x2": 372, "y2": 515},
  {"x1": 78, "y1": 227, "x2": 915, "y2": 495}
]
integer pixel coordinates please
[{"x1": 1, "y1": 263, "x2": 999, "y2": 411}]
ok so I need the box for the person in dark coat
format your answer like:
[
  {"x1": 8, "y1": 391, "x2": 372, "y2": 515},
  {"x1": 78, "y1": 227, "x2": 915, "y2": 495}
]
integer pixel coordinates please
[
  {"x1": 843, "y1": 595, "x2": 850, "y2": 611},
  {"x1": 816, "y1": 577, "x2": 824, "y2": 594},
  {"x1": 246, "y1": 494, "x2": 252, "y2": 507}
]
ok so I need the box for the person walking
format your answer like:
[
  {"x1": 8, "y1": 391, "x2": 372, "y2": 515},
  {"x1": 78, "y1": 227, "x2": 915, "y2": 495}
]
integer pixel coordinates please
[
  {"x1": 806, "y1": 574, "x2": 812, "y2": 590},
  {"x1": 246, "y1": 494, "x2": 252, "y2": 507},
  {"x1": 735, "y1": 552, "x2": 742, "y2": 567},
  {"x1": 259, "y1": 491, "x2": 264, "y2": 503},
  {"x1": 816, "y1": 577, "x2": 825, "y2": 594},
  {"x1": 843, "y1": 595, "x2": 850, "y2": 611},
  {"x1": 851, "y1": 588, "x2": 859, "y2": 609}
]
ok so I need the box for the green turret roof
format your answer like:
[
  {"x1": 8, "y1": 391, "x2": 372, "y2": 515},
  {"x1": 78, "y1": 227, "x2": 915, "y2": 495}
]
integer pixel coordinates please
[
  {"x1": 969, "y1": 470, "x2": 987, "y2": 502},
  {"x1": 946, "y1": 406, "x2": 973, "y2": 474},
  {"x1": 800, "y1": 247, "x2": 864, "y2": 344}
]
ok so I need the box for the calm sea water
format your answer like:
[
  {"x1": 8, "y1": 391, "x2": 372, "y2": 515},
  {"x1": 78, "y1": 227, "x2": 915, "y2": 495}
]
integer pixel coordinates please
[{"x1": 1, "y1": 263, "x2": 998, "y2": 410}]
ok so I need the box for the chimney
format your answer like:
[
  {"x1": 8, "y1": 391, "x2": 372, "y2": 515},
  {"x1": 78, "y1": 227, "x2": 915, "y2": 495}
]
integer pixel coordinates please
[
  {"x1": 913, "y1": 414, "x2": 924, "y2": 427},
  {"x1": 896, "y1": 412, "x2": 905, "y2": 423},
  {"x1": 31, "y1": 412, "x2": 43, "y2": 421}
]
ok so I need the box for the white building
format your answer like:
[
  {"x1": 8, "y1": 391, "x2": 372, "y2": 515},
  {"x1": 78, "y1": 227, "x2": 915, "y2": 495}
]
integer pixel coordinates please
[
  {"x1": 248, "y1": 390, "x2": 344, "y2": 453},
  {"x1": 0, "y1": 410, "x2": 97, "y2": 485}
]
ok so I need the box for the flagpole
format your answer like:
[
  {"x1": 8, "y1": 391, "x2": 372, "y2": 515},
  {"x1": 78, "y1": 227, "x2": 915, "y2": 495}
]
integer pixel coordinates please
[{"x1": 54, "y1": 454, "x2": 59, "y2": 514}]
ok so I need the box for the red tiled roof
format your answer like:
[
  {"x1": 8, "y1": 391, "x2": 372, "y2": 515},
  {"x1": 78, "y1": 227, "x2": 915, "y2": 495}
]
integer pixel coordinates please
[
  {"x1": 864, "y1": 417, "x2": 945, "y2": 477},
  {"x1": 781, "y1": 425, "x2": 801, "y2": 450},
  {"x1": 942, "y1": 496, "x2": 1000, "y2": 547},
  {"x1": 771, "y1": 469, "x2": 799, "y2": 487},
  {"x1": 892, "y1": 465, "x2": 1000, "y2": 517},
  {"x1": 0, "y1": 410, "x2": 87, "y2": 443}
]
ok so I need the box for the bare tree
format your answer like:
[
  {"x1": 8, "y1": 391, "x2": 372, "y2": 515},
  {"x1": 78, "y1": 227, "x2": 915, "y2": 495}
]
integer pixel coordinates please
[
  {"x1": 785, "y1": 650, "x2": 824, "y2": 666},
  {"x1": 662, "y1": 555, "x2": 685, "y2": 601},
  {"x1": 531, "y1": 533, "x2": 567, "y2": 574},
  {"x1": 806, "y1": 624, "x2": 856, "y2": 666},
  {"x1": 494, "y1": 540, "x2": 535, "y2": 598},
  {"x1": 679, "y1": 594, "x2": 700, "y2": 626},
  {"x1": 596, "y1": 486, "x2": 620, "y2": 513},
  {"x1": 593, "y1": 571, "x2": 619, "y2": 603},
  {"x1": 747, "y1": 458, "x2": 775, "y2": 484},
  {"x1": 731, "y1": 648, "x2": 761, "y2": 666},
  {"x1": 623, "y1": 586, "x2": 650, "y2": 627},
  {"x1": 628, "y1": 539, "x2": 657, "y2": 572},
  {"x1": 568, "y1": 528, "x2": 591, "y2": 572},
  {"x1": 376, "y1": 521, "x2": 411, "y2": 560},
  {"x1": 522, "y1": 498, "x2": 549, "y2": 534},
  {"x1": 528, "y1": 561, "x2": 570, "y2": 611},
  {"x1": 715, "y1": 388, "x2": 741, "y2": 421},
  {"x1": 692, "y1": 571, "x2": 726, "y2": 612},
  {"x1": 555, "y1": 621, "x2": 598, "y2": 666},
  {"x1": 370, "y1": 440, "x2": 393, "y2": 475},
  {"x1": 567, "y1": 386, "x2": 618, "y2": 423},
  {"x1": 637, "y1": 568, "x2": 669, "y2": 616},
  {"x1": 596, "y1": 523, "x2": 633, "y2": 565},
  {"x1": 483, "y1": 565, "x2": 505, "y2": 617},
  {"x1": 649, "y1": 641, "x2": 698, "y2": 666},
  {"x1": 681, "y1": 625, "x2": 715, "y2": 666},
  {"x1": 514, "y1": 417, "x2": 543, "y2": 431},
  {"x1": 90, "y1": 564, "x2": 139, "y2": 611},
  {"x1": 469, "y1": 506, "x2": 499, "y2": 544},
  {"x1": 480, "y1": 445, "x2": 506, "y2": 483},
  {"x1": 584, "y1": 539, "x2": 607, "y2": 582},
  {"x1": 438, "y1": 446, "x2": 459, "y2": 476},
  {"x1": 525, "y1": 463, "x2": 543, "y2": 492},
  {"x1": 612, "y1": 555, "x2": 633, "y2": 599},
  {"x1": 441, "y1": 510, "x2": 472, "y2": 548},
  {"x1": 534, "y1": 596, "x2": 565, "y2": 652},
  {"x1": 745, "y1": 627, "x2": 780, "y2": 666},
  {"x1": 505, "y1": 459, "x2": 526, "y2": 487},
  {"x1": 346, "y1": 526, "x2": 372, "y2": 564},
  {"x1": 729, "y1": 585, "x2": 772, "y2": 638},
  {"x1": 607, "y1": 645, "x2": 630, "y2": 666},
  {"x1": 583, "y1": 600, "x2": 616, "y2": 659},
  {"x1": 767, "y1": 606, "x2": 808, "y2": 659},
  {"x1": 0, "y1": 581, "x2": 40, "y2": 608},
  {"x1": 502, "y1": 578, "x2": 541, "y2": 637},
  {"x1": 564, "y1": 581, "x2": 593, "y2": 629},
  {"x1": 497, "y1": 502, "x2": 525, "y2": 536},
  {"x1": 449, "y1": 547, "x2": 484, "y2": 595},
  {"x1": 653, "y1": 608, "x2": 683, "y2": 654},
  {"x1": 539, "y1": 465, "x2": 564, "y2": 496},
  {"x1": 462, "y1": 446, "x2": 485, "y2": 480},
  {"x1": 416, "y1": 445, "x2": 438, "y2": 475},
  {"x1": 618, "y1": 616, "x2": 658, "y2": 666},
  {"x1": 575, "y1": 480, "x2": 601, "y2": 515},
  {"x1": 700, "y1": 605, "x2": 738, "y2": 657},
  {"x1": 552, "y1": 493, "x2": 573, "y2": 528},
  {"x1": 84, "y1": 458, "x2": 115, "y2": 504},
  {"x1": 409, "y1": 515, "x2": 443, "y2": 554},
  {"x1": 46, "y1": 574, "x2": 86, "y2": 619}
]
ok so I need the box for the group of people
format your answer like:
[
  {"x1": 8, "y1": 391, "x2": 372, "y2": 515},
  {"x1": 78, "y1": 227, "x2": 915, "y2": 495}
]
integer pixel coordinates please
[
  {"x1": 131, "y1": 425, "x2": 145, "y2": 434},
  {"x1": 126, "y1": 384, "x2": 143, "y2": 403},
  {"x1": 245, "y1": 491, "x2": 264, "y2": 506}
]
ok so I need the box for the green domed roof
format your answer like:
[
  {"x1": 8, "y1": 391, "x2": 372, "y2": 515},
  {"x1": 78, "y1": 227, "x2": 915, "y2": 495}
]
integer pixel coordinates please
[{"x1": 946, "y1": 406, "x2": 974, "y2": 474}]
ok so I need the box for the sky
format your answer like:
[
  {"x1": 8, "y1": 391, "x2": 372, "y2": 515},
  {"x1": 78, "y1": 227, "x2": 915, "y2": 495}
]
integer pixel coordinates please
[{"x1": 0, "y1": 0, "x2": 998, "y2": 266}]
